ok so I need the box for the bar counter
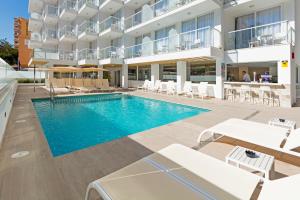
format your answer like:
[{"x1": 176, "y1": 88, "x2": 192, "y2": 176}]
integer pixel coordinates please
[{"x1": 224, "y1": 82, "x2": 292, "y2": 108}]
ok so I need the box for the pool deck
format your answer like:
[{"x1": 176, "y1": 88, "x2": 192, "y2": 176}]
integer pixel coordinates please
[{"x1": 1, "y1": 86, "x2": 300, "y2": 200}]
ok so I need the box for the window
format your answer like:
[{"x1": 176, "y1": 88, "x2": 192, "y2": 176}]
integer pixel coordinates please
[
  {"x1": 128, "y1": 68, "x2": 137, "y2": 80},
  {"x1": 189, "y1": 63, "x2": 216, "y2": 83},
  {"x1": 234, "y1": 6, "x2": 282, "y2": 49},
  {"x1": 138, "y1": 66, "x2": 151, "y2": 81},
  {"x1": 161, "y1": 65, "x2": 177, "y2": 81}
]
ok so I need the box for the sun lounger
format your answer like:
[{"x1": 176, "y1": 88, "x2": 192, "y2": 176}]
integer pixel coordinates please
[
  {"x1": 149, "y1": 80, "x2": 161, "y2": 92},
  {"x1": 258, "y1": 174, "x2": 300, "y2": 200},
  {"x1": 197, "y1": 118, "x2": 289, "y2": 150},
  {"x1": 197, "y1": 118, "x2": 300, "y2": 158},
  {"x1": 85, "y1": 144, "x2": 260, "y2": 200}
]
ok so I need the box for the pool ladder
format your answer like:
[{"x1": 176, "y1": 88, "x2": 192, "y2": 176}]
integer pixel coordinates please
[{"x1": 50, "y1": 83, "x2": 56, "y2": 101}]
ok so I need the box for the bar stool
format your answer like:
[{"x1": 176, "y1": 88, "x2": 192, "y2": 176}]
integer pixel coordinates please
[
  {"x1": 224, "y1": 84, "x2": 236, "y2": 101},
  {"x1": 240, "y1": 85, "x2": 253, "y2": 103},
  {"x1": 259, "y1": 86, "x2": 274, "y2": 106}
]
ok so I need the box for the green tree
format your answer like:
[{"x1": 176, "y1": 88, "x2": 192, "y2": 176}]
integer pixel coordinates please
[{"x1": 0, "y1": 39, "x2": 18, "y2": 65}]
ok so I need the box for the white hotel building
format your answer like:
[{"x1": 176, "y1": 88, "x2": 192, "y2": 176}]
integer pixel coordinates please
[{"x1": 28, "y1": 0, "x2": 300, "y2": 107}]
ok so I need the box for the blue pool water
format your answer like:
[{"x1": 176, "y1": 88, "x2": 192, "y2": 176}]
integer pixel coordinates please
[{"x1": 32, "y1": 94, "x2": 209, "y2": 156}]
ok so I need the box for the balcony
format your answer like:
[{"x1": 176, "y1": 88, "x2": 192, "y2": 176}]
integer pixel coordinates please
[
  {"x1": 59, "y1": 0, "x2": 77, "y2": 21},
  {"x1": 78, "y1": 21, "x2": 98, "y2": 41},
  {"x1": 59, "y1": 25, "x2": 77, "y2": 43},
  {"x1": 225, "y1": 21, "x2": 293, "y2": 50},
  {"x1": 30, "y1": 48, "x2": 59, "y2": 64},
  {"x1": 78, "y1": 49, "x2": 98, "y2": 66},
  {"x1": 99, "y1": 0, "x2": 123, "y2": 14},
  {"x1": 99, "y1": 46, "x2": 123, "y2": 65},
  {"x1": 99, "y1": 16, "x2": 123, "y2": 39},
  {"x1": 27, "y1": 32, "x2": 43, "y2": 49},
  {"x1": 124, "y1": 0, "x2": 150, "y2": 10},
  {"x1": 125, "y1": 0, "x2": 220, "y2": 36},
  {"x1": 59, "y1": 50, "x2": 76, "y2": 61},
  {"x1": 28, "y1": 0, "x2": 44, "y2": 13},
  {"x1": 28, "y1": 12, "x2": 43, "y2": 32},
  {"x1": 43, "y1": 4, "x2": 58, "y2": 24},
  {"x1": 125, "y1": 27, "x2": 221, "y2": 64},
  {"x1": 78, "y1": 0, "x2": 99, "y2": 17},
  {"x1": 42, "y1": 29, "x2": 58, "y2": 44}
]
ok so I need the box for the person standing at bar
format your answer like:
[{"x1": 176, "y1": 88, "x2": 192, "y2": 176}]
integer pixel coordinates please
[{"x1": 242, "y1": 71, "x2": 251, "y2": 82}]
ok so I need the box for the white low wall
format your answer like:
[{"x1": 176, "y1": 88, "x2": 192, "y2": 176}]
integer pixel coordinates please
[{"x1": 0, "y1": 80, "x2": 17, "y2": 147}]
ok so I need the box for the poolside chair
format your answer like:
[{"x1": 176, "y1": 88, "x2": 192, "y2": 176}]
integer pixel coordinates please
[
  {"x1": 138, "y1": 80, "x2": 150, "y2": 91},
  {"x1": 167, "y1": 81, "x2": 176, "y2": 95},
  {"x1": 158, "y1": 82, "x2": 168, "y2": 93},
  {"x1": 101, "y1": 79, "x2": 111, "y2": 91},
  {"x1": 85, "y1": 144, "x2": 261, "y2": 200},
  {"x1": 177, "y1": 81, "x2": 192, "y2": 97},
  {"x1": 150, "y1": 80, "x2": 161, "y2": 92},
  {"x1": 95, "y1": 79, "x2": 103, "y2": 89},
  {"x1": 192, "y1": 82, "x2": 208, "y2": 99},
  {"x1": 258, "y1": 173, "x2": 300, "y2": 200}
]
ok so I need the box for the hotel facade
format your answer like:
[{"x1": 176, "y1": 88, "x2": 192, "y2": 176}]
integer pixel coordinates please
[{"x1": 28, "y1": 0, "x2": 300, "y2": 107}]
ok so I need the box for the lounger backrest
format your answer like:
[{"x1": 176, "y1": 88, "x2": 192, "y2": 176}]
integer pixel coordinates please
[
  {"x1": 95, "y1": 79, "x2": 103, "y2": 88},
  {"x1": 102, "y1": 79, "x2": 109, "y2": 89},
  {"x1": 83, "y1": 79, "x2": 93, "y2": 87},
  {"x1": 258, "y1": 174, "x2": 300, "y2": 200},
  {"x1": 183, "y1": 81, "x2": 192, "y2": 92},
  {"x1": 284, "y1": 128, "x2": 300, "y2": 150},
  {"x1": 73, "y1": 79, "x2": 83, "y2": 87}
]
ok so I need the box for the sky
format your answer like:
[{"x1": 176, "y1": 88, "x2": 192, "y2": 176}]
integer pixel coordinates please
[{"x1": 0, "y1": 0, "x2": 29, "y2": 45}]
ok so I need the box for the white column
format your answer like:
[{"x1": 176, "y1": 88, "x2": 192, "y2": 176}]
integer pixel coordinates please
[
  {"x1": 122, "y1": 64, "x2": 128, "y2": 88},
  {"x1": 151, "y1": 64, "x2": 159, "y2": 84},
  {"x1": 215, "y1": 59, "x2": 224, "y2": 99},
  {"x1": 176, "y1": 61, "x2": 187, "y2": 93},
  {"x1": 98, "y1": 65, "x2": 103, "y2": 79}
]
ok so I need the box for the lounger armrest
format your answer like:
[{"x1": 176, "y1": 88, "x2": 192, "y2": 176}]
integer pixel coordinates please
[{"x1": 85, "y1": 180, "x2": 112, "y2": 200}]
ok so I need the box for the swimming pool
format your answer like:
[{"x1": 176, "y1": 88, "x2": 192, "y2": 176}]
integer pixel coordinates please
[{"x1": 32, "y1": 94, "x2": 209, "y2": 156}]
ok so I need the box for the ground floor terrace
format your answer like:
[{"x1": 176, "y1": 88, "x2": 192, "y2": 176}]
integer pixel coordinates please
[{"x1": 1, "y1": 85, "x2": 300, "y2": 199}]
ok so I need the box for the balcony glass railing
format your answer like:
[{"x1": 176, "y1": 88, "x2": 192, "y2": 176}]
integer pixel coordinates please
[
  {"x1": 78, "y1": 0, "x2": 99, "y2": 10},
  {"x1": 125, "y1": 0, "x2": 195, "y2": 29},
  {"x1": 59, "y1": 50, "x2": 76, "y2": 60},
  {"x1": 59, "y1": 25, "x2": 77, "y2": 38},
  {"x1": 32, "y1": 49, "x2": 75, "y2": 60},
  {"x1": 31, "y1": 12, "x2": 42, "y2": 20},
  {"x1": 99, "y1": 16, "x2": 123, "y2": 33},
  {"x1": 78, "y1": 49, "x2": 98, "y2": 60},
  {"x1": 32, "y1": 49, "x2": 59, "y2": 60},
  {"x1": 43, "y1": 5, "x2": 58, "y2": 17},
  {"x1": 59, "y1": 0, "x2": 77, "y2": 15},
  {"x1": 42, "y1": 29, "x2": 58, "y2": 40},
  {"x1": 226, "y1": 21, "x2": 293, "y2": 50},
  {"x1": 31, "y1": 32, "x2": 42, "y2": 41},
  {"x1": 99, "y1": 46, "x2": 123, "y2": 59},
  {"x1": 78, "y1": 21, "x2": 98, "y2": 35},
  {"x1": 125, "y1": 27, "x2": 218, "y2": 58}
]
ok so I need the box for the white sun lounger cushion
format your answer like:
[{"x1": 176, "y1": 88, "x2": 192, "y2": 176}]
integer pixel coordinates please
[
  {"x1": 159, "y1": 144, "x2": 261, "y2": 200},
  {"x1": 258, "y1": 173, "x2": 300, "y2": 200},
  {"x1": 200, "y1": 118, "x2": 289, "y2": 149}
]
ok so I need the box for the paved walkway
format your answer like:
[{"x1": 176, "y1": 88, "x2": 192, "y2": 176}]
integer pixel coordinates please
[{"x1": 0, "y1": 86, "x2": 299, "y2": 200}]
